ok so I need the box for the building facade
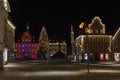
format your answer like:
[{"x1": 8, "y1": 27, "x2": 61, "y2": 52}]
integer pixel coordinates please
[
  {"x1": 38, "y1": 26, "x2": 67, "y2": 59},
  {"x1": 15, "y1": 26, "x2": 67, "y2": 60},
  {"x1": 0, "y1": 0, "x2": 15, "y2": 67},
  {"x1": 5, "y1": 19, "x2": 16, "y2": 63},
  {"x1": 15, "y1": 27, "x2": 38, "y2": 60},
  {"x1": 76, "y1": 16, "x2": 112, "y2": 61},
  {"x1": 113, "y1": 27, "x2": 120, "y2": 61},
  {"x1": 49, "y1": 41, "x2": 67, "y2": 57}
]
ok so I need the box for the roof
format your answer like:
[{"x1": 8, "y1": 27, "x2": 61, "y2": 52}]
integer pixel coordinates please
[{"x1": 52, "y1": 51, "x2": 66, "y2": 59}]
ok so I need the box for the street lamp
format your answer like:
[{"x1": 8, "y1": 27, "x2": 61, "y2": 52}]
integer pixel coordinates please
[{"x1": 79, "y1": 22, "x2": 90, "y2": 74}]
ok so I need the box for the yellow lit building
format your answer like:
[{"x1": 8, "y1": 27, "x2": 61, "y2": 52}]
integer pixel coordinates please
[
  {"x1": 6, "y1": 19, "x2": 16, "y2": 63},
  {"x1": 49, "y1": 41, "x2": 67, "y2": 57},
  {"x1": 76, "y1": 16, "x2": 112, "y2": 61},
  {"x1": 0, "y1": 0, "x2": 15, "y2": 66}
]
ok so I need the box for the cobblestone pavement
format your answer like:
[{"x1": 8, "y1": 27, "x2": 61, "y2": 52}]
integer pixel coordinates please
[{"x1": 0, "y1": 61, "x2": 120, "y2": 80}]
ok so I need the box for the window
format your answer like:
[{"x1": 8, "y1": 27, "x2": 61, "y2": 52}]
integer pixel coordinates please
[
  {"x1": 90, "y1": 29, "x2": 93, "y2": 33},
  {"x1": 105, "y1": 54, "x2": 109, "y2": 60},
  {"x1": 100, "y1": 53, "x2": 104, "y2": 61},
  {"x1": 100, "y1": 30, "x2": 103, "y2": 34},
  {"x1": 95, "y1": 29, "x2": 98, "y2": 34},
  {"x1": 84, "y1": 53, "x2": 88, "y2": 60}
]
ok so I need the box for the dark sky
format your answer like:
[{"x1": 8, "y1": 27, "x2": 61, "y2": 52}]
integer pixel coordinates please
[{"x1": 8, "y1": 0, "x2": 120, "y2": 43}]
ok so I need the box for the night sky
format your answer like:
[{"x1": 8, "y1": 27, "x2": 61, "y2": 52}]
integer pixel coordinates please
[{"x1": 8, "y1": 0, "x2": 120, "y2": 43}]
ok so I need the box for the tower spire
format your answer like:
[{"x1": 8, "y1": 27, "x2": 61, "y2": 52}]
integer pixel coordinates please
[
  {"x1": 39, "y1": 26, "x2": 48, "y2": 41},
  {"x1": 71, "y1": 25, "x2": 75, "y2": 55},
  {"x1": 71, "y1": 25, "x2": 74, "y2": 43},
  {"x1": 26, "y1": 21, "x2": 29, "y2": 31}
]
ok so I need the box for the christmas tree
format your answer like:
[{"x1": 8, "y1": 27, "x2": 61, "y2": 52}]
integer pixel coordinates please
[{"x1": 38, "y1": 26, "x2": 49, "y2": 60}]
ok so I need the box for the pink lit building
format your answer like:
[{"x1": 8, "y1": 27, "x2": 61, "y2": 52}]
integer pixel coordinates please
[{"x1": 15, "y1": 29, "x2": 38, "y2": 60}]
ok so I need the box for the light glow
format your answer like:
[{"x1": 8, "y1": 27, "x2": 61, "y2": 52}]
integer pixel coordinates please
[
  {"x1": 90, "y1": 69, "x2": 120, "y2": 73},
  {"x1": 22, "y1": 49, "x2": 24, "y2": 52},
  {"x1": 24, "y1": 53, "x2": 28, "y2": 57},
  {"x1": 105, "y1": 53, "x2": 109, "y2": 60},
  {"x1": 7, "y1": 19, "x2": 15, "y2": 29},
  {"x1": 22, "y1": 39, "x2": 24, "y2": 42},
  {"x1": 32, "y1": 49, "x2": 35, "y2": 52},
  {"x1": 24, "y1": 32, "x2": 29, "y2": 36},
  {"x1": 32, "y1": 54, "x2": 36, "y2": 59},
  {"x1": 100, "y1": 53, "x2": 104, "y2": 60},
  {"x1": 84, "y1": 53, "x2": 88, "y2": 60},
  {"x1": 22, "y1": 44, "x2": 24, "y2": 47},
  {"x1": 114, "y1": 53, "x2": 120, "y2": 61},
  {"x1": 79, "y1": 22, "x2": 84, "y2": 28},
  {"x1": 3, "y1": 48, "x2": 8, "y2": 62},
  {"x1": 7, "y1": 70, "x2": 85, "y2": 77}
]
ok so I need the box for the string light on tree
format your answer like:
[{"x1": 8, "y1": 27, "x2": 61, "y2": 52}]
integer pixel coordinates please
[{"x1": 38, "y1": 26, "x2": 49, "y2": 60}]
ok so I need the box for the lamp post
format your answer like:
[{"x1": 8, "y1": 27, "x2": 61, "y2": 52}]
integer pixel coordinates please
[
  {"x1": 86, "y1": 30, "x2": 90, "y2": 74},
  {"x1": 79, "y1": 22, "x2": 90, "y2": 74}
]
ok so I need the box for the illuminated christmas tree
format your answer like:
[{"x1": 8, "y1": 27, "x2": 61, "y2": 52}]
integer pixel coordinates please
[{"x1": 38, "y1": 26, "x2": 49, "y2": 60}]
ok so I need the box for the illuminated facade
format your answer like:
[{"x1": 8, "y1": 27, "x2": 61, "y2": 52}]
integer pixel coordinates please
[
  {"x1": 49, "y1": 42, "x2": 67, "y2": 57},
  {"x1": 113, "y1": 27, "x2": 120, "y2": 61},
  {"x1": 76, "y1": 16, "x2": 112, "y2": 61},
  {"x1": 0, "y1": 0, "x2": 15, "y2": 67},
  {"x1": 38, "y1": 27, "x2": 49, "y2": 60},
  {"x1": 38, "y1": 26, "x2": 67, "y2": 59},
  {"x1": 6, "y1": 19, "x2": 16, "y2": 63},
  {"x1": 15, "y1": 26, "x2": 67, "y2": 60},
  {"x1": 15, "y1": 27, "x2": 38, "y2": 60}
]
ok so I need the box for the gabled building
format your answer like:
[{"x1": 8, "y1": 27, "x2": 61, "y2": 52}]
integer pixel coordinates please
[
  {"x1": 15, "y1": 26, "x2": 67, "y2": 60},
  {"x1": 76, "y1": 16, "x2": 112, "y2": 61},
  {"x1": 113, "y1": 27, "x2": 120, "y2": 61},
  {"x1": 15, "y1": 26, "x2": 38, "y2": 60}
]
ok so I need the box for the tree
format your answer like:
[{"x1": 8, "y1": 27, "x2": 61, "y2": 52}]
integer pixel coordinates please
[{"x1": 38, "y1": 26, "x2": 49, "y2": 60}]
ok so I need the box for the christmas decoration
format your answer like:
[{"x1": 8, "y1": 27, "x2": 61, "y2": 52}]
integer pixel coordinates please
[{"x1": 38, "y1": 26, "x2": 49, "y2": 60}]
